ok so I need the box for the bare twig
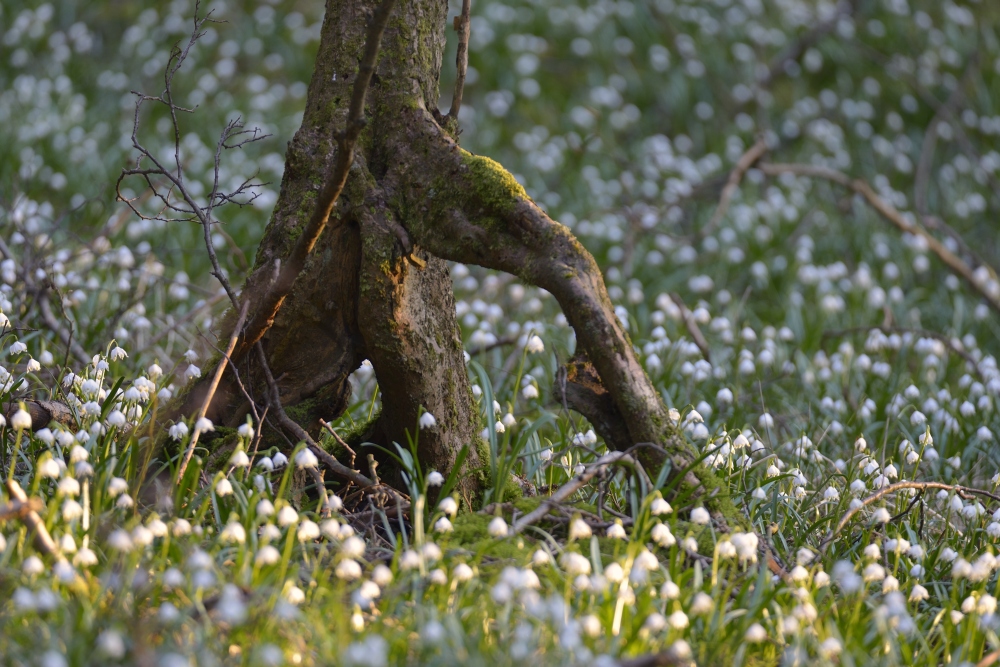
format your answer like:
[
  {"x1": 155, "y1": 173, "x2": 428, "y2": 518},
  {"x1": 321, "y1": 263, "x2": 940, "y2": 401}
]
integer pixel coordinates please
[
  {"x1": 319, "y1": 418, "x2": 357, "y2": 468},
  {"x1": 758, "y1": 162, "x2": 1000, "y2": 318},
  {"x1": 446, "y1": 0, "x2": 472, "y2": 121},
  {"x1": 466, "y1": 334, "x2": 517, "y2": 356},
  {"x1": 978, "y1": 650, "x2": 1000, "y2": 667},
  {"x1": 669, "y1": 293, "x2": 711, "y2": 362},
  {"x1": 254, "y1": 342, "x2": 378, "y2": 490},
  {"x1": 512, "y1": 452, "x2": 640, "y2": 533},
  {"x1": 757, "y1": 0, "x2": 856, "y2": 87},
  {"x1": 176, "y1": 299, "x2": 249, "y2": 483},
  {"x1": 699, "y1": 138, "x2": 767, "y2": 239},
  {"x1": 820, "y1": 481, "x2": 1000, "y2": 553},
  {"x1": 238, "y1": 0, "x2": 398, "y2": 356},
  {"x1": 5, "y1": 479, "x2": 59, "y2": 558},
  {"x1": 4, "y1": 400, "x2": 76, "y2": 432},
  {"x1": 0, "y1": 236, "x2": 89, "y2": 366}
]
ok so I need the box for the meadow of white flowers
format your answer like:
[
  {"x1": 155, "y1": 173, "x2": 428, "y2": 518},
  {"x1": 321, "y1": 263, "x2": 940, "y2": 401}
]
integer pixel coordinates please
[{"x1": 3, "y1": 0, "x2": 1000, "y2": 664}]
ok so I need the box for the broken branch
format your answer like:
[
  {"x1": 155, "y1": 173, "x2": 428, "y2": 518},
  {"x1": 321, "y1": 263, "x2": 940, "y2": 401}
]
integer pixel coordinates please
[
  {"x1": 176, "y1": 299, "x2": 249, "y2": 483},
  {"x1": 820, "y1": 481, "x2": 1000, "y2": 553},
  {"x1": 758, "y1": 162, "x2": 1000, "y2": 318},
  {"x1": 512, "y1": 451, "x2": 639, "y2": 533},
  {"x1": 446, "y1": 0, "x2": 472, "y2": 121}
]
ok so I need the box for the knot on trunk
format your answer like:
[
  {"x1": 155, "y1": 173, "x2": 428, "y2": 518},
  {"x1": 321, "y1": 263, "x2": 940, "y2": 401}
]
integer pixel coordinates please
[{"x1": 553, "y1": 352, "x2": 632, "y2": 452}]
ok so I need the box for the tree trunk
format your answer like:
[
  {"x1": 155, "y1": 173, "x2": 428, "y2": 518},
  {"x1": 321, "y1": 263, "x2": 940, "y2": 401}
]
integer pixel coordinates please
[{"x1": 169, "y1": 0, "x2": 742, "y2": 526}]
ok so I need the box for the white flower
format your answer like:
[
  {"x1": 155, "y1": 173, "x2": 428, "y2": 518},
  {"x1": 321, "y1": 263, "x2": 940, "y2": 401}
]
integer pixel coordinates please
[
  {"x1": 171, "y1": 519, "x2": 192, "y2": 537},
  {"x1": 194, "y1": 417, "x2": 214, "y2": 433},
  {"x1": 824, "y1": 486, "x2": 840, "y2": 501},
  {"x1": 872, "y1": 507, "x2": 891, "y2": 523},
  {"x1": 107, "y1": 477, "x2": 129, "y2": 497},
  {"x1": 855, "y1": 435, "x2": 867, "y2": 452},
  {"x1": 730, "y1": 532, "x2": 759, "y2": 564},
  {"x1": 62, "y1": 499, "x2": 83, "y2": 521},
  {"x1": 438, "y1": 496, "x2": 458, "y2": 517},
  {"x1": 690, "y1": 507, "x2": 710, "y2": 525},
  {"x1": 434, "y1": 517, "x2": 454, "y2": 533},
  {"x1": 445, "y1": 563, "x2": 472, "y2": 584},
  {"x1": 522, "y1": 385, "x2": 539, "y2": 400},
  {"x1": 277, "y1": 505, "x2": 299, "y2": 527},
  {"x1": 532, "y1": 549, "x2": 552, "y2": 566},
  {"x1": 147, "y1": 517, "x2": 168, "y2": 538},
  {"x1": 295, "y1": 448, "x2": 318, "y2": 469},
  {"x1": 525, "y1": 335, "x2": 544, "y2": 353},
  {"x1": 229, "y1": 449, "x2": 250, "y2": 468},
  {"x1": 820, "y1": 638, "x2": 842, "y2": 658},
  {"x1": 9, "y1": 341, "x2": 27, "y2": 356},
  {"x1": 10, "y1": 408, "x2": 31, "y2": 430},
  {"x1": 36, "y1": 457, "x2": 60, "y2": 479},
  {"x1": 494, "y1": 420, "x2": 505, "y2": 433},
  {"x1": 650, "y1": 497, "x2": 673, "y2": 515},
  {"x1": 168, "y1": 422, "x2": 189, "y2": 441},
  {"x1": 132, "y1": 525, "x2": 154, "y2": 548},
  {"x1": 744, "y1": 623, "x2": 767, "y2": 643},
  {"x1": 559, "y1": 552, "x2": 591, "y2": 575},
  {"x1": 667, "y1": 610, "x2": 689, "y2": 629},
  {"x1": 488, "y1": 516, "x2": 509, "y2": 538},
  {"x1": 106, "y1": 529, "x2": 133, "y2": 552},
  {"x1": 22, "y1": 555, "x2": 44, "y2": 576},
  {"x1": 185, "y1": 365, "x2": 202, "y2": 381},
  {"x1": 909, "y1": 584, "x2": 929, "y2": 602},
  {"x1": 661, "y1": 581, "x2": 680, "y2": 599},
  {"x1": 372, "y1": 564, "x2": 393, "y2": 586},
  {"x1": 419, "y1": 412, "x2": 437, "y2": 429},
  {"x1": 297, "y1": 520, "x2": 320, "y2": 542},
  {"x1": 651, "y1": 522, "x2": 676, "y2": 547},
  {"x1": 643, "y1": 612, "x2": 666, "y2": 633},
  {"x1": 148, "y1": 363, "x2": 163, "y2": 379},
  {"x1": 341, "y1": 536, "x2": 366, "y2": 559},
  {"x1": 335, "y1": 559, "x2": 362, "y2": 581},
  {"x1": 256, "y1": 545, "x2": 281, "y2": 566},
  {"x1": 569, "y1": 517, "x2": 592, "y2": 540},
  {"x1": 582, "y1": 614, "x2": 603, "y2": 638},
  {"x1": 426, "y1": 471, "x2": 444, "y2": 486},
  {"x1": 256, "y1": 499, "x2": 276, "y2": 518},
  {"x1": 215, "y1": 478, "x2": 234, "y2": 496},
  {"x1": 57, "y1": 477, "x2": 80, "y2": 497},
  {"x1": 272, "y1": 452, "x2": 288, "y2": 468},
  {"x1": 606, "y1": 522, "x2": 627, "y2": 539},
  {"x1": 110, "y1": 346, "x2": 127, "y2": 361},
  {"x1": 690, "y1": 592, "x2": 714, "y2": 615},
  {"x1": 399, "y1": 550, "x2": 420, "y2": 570},
  {"x1": 25, "y1": 358, "x2": 40, "y2": 373},
  {"x1": 284, "y1": 584, "x2": 306, "y2": 606},
  {"x1": 74, "y1": 548, "x2": 98, "y2": 567}
]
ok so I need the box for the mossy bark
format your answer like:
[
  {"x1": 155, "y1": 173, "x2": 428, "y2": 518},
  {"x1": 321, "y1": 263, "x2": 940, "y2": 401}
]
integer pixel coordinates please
[{"x1": 165, "y1": 0, "x2": 741, "y2": 526}]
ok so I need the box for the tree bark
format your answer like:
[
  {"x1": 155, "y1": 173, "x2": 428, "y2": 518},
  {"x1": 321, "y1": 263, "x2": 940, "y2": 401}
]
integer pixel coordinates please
[{"x1": 166, "y1": 0, "x2": 741, "y2": 526}]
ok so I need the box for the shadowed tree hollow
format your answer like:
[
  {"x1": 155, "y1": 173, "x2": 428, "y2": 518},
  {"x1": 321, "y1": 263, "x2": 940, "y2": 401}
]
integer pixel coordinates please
[{"x1": 170, "y1": 0, "x2": 740, "y2": 525}]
